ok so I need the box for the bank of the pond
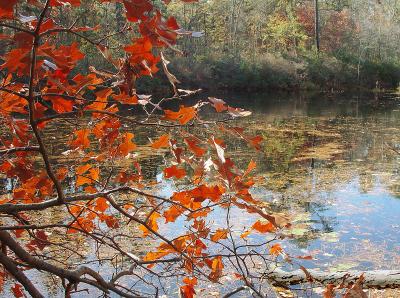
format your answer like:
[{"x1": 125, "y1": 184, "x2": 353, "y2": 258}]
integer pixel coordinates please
[{"x1": 137, "y1": 53, "x2": 400, "y2": 94}]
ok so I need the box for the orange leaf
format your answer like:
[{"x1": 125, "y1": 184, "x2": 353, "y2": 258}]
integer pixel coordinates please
[
  {"x1": 323, "y1": 284, "x2": 336, "y2": 298},
  {"x1": 252, "y1": 220, "x2": 275, "y2": 233},
  {"x1": 151, "y1": 134, "x2": 170, "y2": 149},
  {"x1": 118, "y1": 133, "x2": 136, "y2": 156},
  {"x1": 296, "y1": 255, "x2": 313, "y2": 260},
  {"x1": 49, "y1": 96, "x2": 74, "y2": 113},
  {"x1": 164, "y1": 165, "x2": 186, "y2": 179},
  {"x1": 86, "y1": 168, "x2": 99, "y2": 182},
  {"x1": 123, "y1": 0, "x2": 153, "y2": 22},
  {"x1": 94, "y1": 197, "x2": 109, "y2": 213},
  {"x1": 85, "y1": 100, "x2": 107, "y2": 111},
  {"x1": 144, "y1": 250, "x2": 172, "y2": 262},
  {"x1": 183, "y1": 277, "x2": 197, "y2": 286},
  {"x1": 163, "y1": 205, "x2": 184, "y2": 223},
  {"x1": 269, "y1": 243, "x2": 282, "y2": 256},
  {"x1": 76, "y1": 165, "x2": 99, "y2": 186},
  {"x1": 208, "y1": 97, "x2": 227, "y2": 112},
  {"x1": 11, "y1": 284, "x2": 24, "y2": 298},
  {"x1": 85, "y1": 89, "x2": 111, "y2": 111},
  {"x1": 188, "y1": 208, "x2": 210, "y2": 219},
  {"x1": 249, "y1": 135, "x2": 263, "y2": 150},
  {"x1": 104, "y1": 215, "x2": 119, "y2": 228},
  {"x1": 185, "y1": 137, "x2": 206, "y2": 157},
  {"x1": 180, "y1": 277, "x2": 197, "y2": 298},
  {"x1": 0, "y1": 0, "x2": 18, "y2": 19},
  {"x1": 50, "y1": 0, "x2": 81, "y2": 7},
  {"x1": 209, "y1": 256, "x2": 223, "y2": 281},
  {"x1": 180, "y1": 285, "x2": 195, "y2": 298},
  {"x1": 69, "y1": 129, "x2": 90, "y2": 149},
  {"x1": 240, "y1": 230, "x2": 251, "y2": 239},
  {"x1": 56, "y1": 167, "x2": 68, "y2": 181},
  {"x1": 76, "y1": 164, "x2": 91, "y2": 175},
  {"x1": 211, "y1": 229, "x2": 229, "y2": 242},
  {"x1": 139, "y1": 212, "x2": 160, "y2": 236},
  {"x1": 243, "y1": 159, "x2": 256, "y2": 177},
  {"x1": 113, "y1": 93, "x2": 138, "y2": 105},
  {"x1": 162, "y1": 106, "x2": 196, "y2": 125},
  {"x1": 95, "y1": 88, "x2": 113, "y2": 101}
]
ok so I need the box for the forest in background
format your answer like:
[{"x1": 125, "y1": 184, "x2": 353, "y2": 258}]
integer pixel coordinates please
[
  {"x1": 2, "y1": 0, "x2": 398, "y2": 92},
  {"x1": 165, "y1": 0, "x2": 400, "y2": 92}
]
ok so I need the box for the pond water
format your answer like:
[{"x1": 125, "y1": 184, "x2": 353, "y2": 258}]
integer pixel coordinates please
[
  {"x1": 216, "y1": 91, "x2": 400, "y2": 272},
  {"x1": 1, "y1": 91, "x2": 400, "y2": 296},
  {"x1": 133, "y1": 91, "x2": 400, "y2": 296}
]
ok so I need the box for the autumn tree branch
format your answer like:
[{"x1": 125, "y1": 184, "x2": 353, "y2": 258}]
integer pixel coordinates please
[
  {"x1": 0, "y1": 146, "x2": 40, "y2": 156},
  {"x1": 0, "y1": 251, "x2": 44, "y2": 298},
  {"x1": 27, "y1": 0, "x2": 64, "y2": 204}
]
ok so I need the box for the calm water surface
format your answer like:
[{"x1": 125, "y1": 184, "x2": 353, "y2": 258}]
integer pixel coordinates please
[
  {"x1": 2, "y1": 91, "x2": 400, "y2": 296},
  {"x1": 219, "y1": 92, "x2": 400, "y2": 272}
]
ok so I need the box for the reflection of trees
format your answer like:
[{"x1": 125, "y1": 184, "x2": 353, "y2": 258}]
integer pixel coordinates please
[
  {"x1": 359, "y1": 171, "x2": 374, "y2": 194},
  {"x1": 220, "y1": 107, "x2": 400, "y2": 248}
]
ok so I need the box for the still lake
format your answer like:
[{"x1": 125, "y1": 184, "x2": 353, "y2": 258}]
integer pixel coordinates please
[
  {"x1": 1, "y1": 90, "x2": 400, "y2": 296},
  {"x1": 217, "y1": 91, "x2": 400, "y2": 272}
]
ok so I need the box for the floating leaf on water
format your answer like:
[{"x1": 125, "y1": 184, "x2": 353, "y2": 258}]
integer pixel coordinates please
[
  {"x1": 290, "y1": 228, "x2": 309, "y2": 236},
  {"x1": 320, "y1": 232, "x2": 339, "y2": 243},
  {"x1": 331, "y1": 262, "x2": 358, "y2": 271},
  {"x1": 292, "y1": 142, "x2": 344, "y2": 162},
  {"x1": 292, "y1": 213, "x2": 311, "y2": 223}
]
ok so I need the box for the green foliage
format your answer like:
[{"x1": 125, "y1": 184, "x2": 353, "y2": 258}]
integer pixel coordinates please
[
  {"x1": 165, "y1": 54, "x2": 303, "y2": 91},
  {"x1": 261, "y1": 12, "x2": 308, "y2": 53},
  {"x1": 159, "y1": 0, "x2": 400, "y2": 92},
  {"x1": 143, "y1": 52, "x2": 398, "y2": 92}
]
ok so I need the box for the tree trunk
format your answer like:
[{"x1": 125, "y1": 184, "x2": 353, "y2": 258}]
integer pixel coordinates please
[
  {"x1": 314, "y1": 0, "x2": 320, "y2": 52},
  {"x1": 267, "y1": 267, "x2": 400, "y2": 288}
]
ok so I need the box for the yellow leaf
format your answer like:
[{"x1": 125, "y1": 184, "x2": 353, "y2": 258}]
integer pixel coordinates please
[{"x1": 139, "y1": 212, "x2": 160, "y2": 237}]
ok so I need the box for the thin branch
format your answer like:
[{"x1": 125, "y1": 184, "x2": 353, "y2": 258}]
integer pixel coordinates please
[
  {"x1": 40, "y1": 28, "x2": 99, "y2": 45},
  {"x1": 0, "y1": 251, "x2": 44, "y2": 298},
  {"x1": 0, "y1": 231, "x2": 138, "y2": 298},
  {"x1": 0, "y1": 186, "x2": 177, "y2": 213},
  {"x1": 0, "y1": 87, "x2": 29, "y2": 101},
  {"x1": 35, "y1": 106, "x2": 182, "y2": 127},
  {"x1": 0, "y1": 146, "x2": 40, "y2": 156},
  {"x1": 222, "y1": 286, "x2": 248, "y2": 298},
  {"x1": 27, "y1": 0, "x2": 65, "y2": 204},
  {"x1": 0, "y1": 23, "x2": 34, "y2": 35}
]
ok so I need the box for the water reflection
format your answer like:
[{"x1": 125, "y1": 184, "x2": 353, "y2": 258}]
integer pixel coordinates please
[
  {"x1": 219, "y1": 91, "x2": 400, "y2": 271},
  {"x1": 1, "y1": 91, "x2": 399, "y2": 295}
]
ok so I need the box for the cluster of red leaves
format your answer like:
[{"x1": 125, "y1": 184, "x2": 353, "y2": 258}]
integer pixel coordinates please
[
  {"x1": 296, "y1": 5, "x2": 356, "y2": 52},
  {"x1": 0, "y1": 1, "x2": 283, "y2": 298}
]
